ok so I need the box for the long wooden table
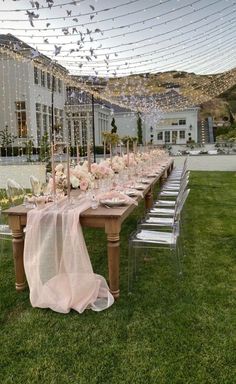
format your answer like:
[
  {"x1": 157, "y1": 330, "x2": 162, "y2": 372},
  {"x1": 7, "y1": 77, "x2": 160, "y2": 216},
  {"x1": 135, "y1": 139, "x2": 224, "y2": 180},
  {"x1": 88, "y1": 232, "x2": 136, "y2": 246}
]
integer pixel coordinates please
[{"x1": 4, "y1": 160, "x2": 173, "y2": 299}]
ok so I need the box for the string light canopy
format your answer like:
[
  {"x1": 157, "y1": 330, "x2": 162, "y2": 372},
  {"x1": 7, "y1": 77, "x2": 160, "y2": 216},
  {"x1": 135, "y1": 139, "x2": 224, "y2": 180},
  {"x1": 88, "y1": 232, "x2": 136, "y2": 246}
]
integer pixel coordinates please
[{"x1": 0, "y1": 0, "x2": 235, "y2": 113}]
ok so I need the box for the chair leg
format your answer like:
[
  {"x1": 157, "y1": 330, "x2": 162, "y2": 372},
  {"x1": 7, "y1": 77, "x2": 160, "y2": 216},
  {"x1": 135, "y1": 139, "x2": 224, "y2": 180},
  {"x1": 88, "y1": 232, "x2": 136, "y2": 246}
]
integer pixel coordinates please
[
  {"x1": 176, "y1": 239, "x2": 183, "y2": 276},
  {"x1": 128, "y1": 241, "x2": 134, "y2": 293}
]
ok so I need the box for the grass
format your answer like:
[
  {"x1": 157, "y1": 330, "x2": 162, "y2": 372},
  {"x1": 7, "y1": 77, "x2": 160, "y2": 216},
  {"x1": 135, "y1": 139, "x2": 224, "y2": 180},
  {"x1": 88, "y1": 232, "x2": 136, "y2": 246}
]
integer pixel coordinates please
[{"x1": 0, "y1": 171, "x2": 236, "y2": 384}]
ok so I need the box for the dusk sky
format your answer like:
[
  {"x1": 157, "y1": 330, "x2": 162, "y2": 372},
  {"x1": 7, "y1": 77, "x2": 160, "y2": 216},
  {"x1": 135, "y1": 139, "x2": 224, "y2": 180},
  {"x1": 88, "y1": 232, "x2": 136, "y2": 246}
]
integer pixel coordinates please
[{"x1": 0, "y1": 0, "x2": 236, "y2": 77}]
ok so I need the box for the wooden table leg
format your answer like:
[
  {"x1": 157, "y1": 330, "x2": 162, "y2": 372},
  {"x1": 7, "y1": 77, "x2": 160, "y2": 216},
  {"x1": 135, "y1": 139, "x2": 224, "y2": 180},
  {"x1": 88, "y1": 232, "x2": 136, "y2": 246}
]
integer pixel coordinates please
[
  {"x1": 105, "y1": 221, "x2": 121, "y2": 299},
  {"x1": 12, "y1": 228, "x2": 26, "y2": 291},
  {"x1": 145, "y1": 189, "x2": 153, "y2": 210}
]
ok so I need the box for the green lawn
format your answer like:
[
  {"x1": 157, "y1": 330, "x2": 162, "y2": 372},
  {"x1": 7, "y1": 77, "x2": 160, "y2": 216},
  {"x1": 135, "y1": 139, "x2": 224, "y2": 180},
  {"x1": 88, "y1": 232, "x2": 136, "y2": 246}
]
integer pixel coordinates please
[{"x1": 0, "y1": 172, "x2": 236, "y2": 384}]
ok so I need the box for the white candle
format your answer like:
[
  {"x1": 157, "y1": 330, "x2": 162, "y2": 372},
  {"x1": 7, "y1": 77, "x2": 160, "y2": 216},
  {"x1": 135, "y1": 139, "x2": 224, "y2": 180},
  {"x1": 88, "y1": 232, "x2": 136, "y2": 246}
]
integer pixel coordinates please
[
  {"x1": 119, "y1": 143, "x2": 122, "y2": 156},
  {"x1": 87, "y1": 142, "x2": 91, "y2": 172},
  {"x1": 110, "y1": 143, "x2": 112, "y2": 162},
  {"x1": 67, "y1": 144, "x2": 70, "y2": 200},
  {"x1": 103, "y1": 137, "x2": 106, "y2": 160},
  {"x1": 51, "y1": 142, "x2": 56, "y2": 200}
]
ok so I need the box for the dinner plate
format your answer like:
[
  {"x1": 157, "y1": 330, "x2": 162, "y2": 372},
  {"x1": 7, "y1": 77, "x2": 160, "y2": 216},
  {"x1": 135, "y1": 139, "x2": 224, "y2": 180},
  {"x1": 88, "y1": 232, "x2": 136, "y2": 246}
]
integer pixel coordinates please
[
  {"x1": 124, "y1": 189, "x2": 137, "y2": 197},
  {"x1": 134, "y1": 184, "x2": 146, "y2": 190},
  {"x1": 147, "y1": 174, "x2": 158, "y2": 177},
  {"x1": 100, "y1": 198, "x2": 127, "y2": 207}
]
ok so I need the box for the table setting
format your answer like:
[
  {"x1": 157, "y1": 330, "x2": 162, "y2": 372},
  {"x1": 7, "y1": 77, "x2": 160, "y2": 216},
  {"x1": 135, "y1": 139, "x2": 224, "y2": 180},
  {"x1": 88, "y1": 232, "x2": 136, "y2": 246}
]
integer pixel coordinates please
[{"x1": 4, "y1": 148, "x2": 173, "y2": 305}]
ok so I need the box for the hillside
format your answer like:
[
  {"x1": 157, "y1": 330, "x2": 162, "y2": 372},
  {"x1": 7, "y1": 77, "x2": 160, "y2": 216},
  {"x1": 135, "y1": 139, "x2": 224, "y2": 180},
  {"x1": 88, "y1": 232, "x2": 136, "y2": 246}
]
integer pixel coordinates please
[{"x1": 102, "y1": 69, "x2": 236, "y2": 117}]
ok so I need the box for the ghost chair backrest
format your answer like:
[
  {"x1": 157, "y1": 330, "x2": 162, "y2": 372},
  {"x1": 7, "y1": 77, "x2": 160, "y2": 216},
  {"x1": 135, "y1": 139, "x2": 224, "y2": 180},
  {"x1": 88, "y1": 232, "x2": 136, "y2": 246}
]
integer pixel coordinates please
[{"x1": 6, "y1": 179, "x2": 24, "y2": 207}]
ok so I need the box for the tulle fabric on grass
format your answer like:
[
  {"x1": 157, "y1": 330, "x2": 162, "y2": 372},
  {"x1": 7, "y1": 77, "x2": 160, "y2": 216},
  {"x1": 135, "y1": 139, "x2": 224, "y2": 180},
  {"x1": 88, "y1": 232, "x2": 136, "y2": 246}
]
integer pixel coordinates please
[{"x1": 24, "y1": 197, "x2": 114, "y2": 313}]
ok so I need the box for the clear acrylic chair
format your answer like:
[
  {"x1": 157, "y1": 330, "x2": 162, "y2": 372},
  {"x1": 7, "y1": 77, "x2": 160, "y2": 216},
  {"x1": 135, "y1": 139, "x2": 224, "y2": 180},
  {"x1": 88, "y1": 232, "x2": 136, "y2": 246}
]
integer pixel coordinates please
[
  {"x1": 140, "y1": 189, "x2": 190, "y2": 232},
  {"x1": 169, "y1": 156, "x2": 188, "y2": 179},
  {"x1": 163, "y1": 171, "x2": 190, "y2": 188},
  {"x1": 128, "y1": 223, "x2": 182, "y2": 293},
  {"x1": 29, "y1": 175, "x2": 42, "y2": 196},
  {"x1": 158, "y1": 177, "x2": 189, "y2": 200},
  {"x1": 0, "y1": 206, "x2": 12, "y2": 257},
  {"x1": 6, "y1": 179, "x2": 25, "y2": 207}
]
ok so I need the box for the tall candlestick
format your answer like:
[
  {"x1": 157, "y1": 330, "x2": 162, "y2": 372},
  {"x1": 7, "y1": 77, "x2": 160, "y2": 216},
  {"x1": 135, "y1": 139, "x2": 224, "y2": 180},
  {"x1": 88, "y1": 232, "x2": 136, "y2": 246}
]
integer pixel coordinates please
[
  {"x1": 119, "y1": 143, "x2": 122, "y2": 157},
  {"x1": 127, "y1": 140, "x2": 130, "y2": 167},
  {"x1": 87, "y1": 114, "x2": 91, "y2": 172},
  {"x1": 109, "y1": 143, "x2": 112, "y2": 162},
  {"x1": 76, "y1": 144, "x2": 80, "y2": 164},
  {"x1": 67, "y1": 144, "x2": 71, "y2": 200},
  {"x1": 103, "y1": 137, "x2": 106, "y2": 160},
  {"x1": 87, "y1": 142, "x2": 91, "y2": 172},
  {"x1": 51, "y1": 142, "x2": 56, "y2": 200}
]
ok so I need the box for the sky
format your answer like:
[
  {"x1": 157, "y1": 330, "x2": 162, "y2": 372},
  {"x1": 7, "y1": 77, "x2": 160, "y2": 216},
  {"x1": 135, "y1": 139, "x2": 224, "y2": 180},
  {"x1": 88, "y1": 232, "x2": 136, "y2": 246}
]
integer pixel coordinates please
[{"x1": 0, "y1": 0, "x2": 236, "y2": 78}]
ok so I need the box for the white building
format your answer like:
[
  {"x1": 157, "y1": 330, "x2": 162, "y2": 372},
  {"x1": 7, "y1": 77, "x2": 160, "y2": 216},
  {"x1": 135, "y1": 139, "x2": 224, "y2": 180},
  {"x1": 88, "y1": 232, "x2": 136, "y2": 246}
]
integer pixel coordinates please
[
  {"x1": 145, "y1": 107, "x2": 199, "y2": 145},
  {"x1": 0, "y1": 34, "x2": 68, "y2": 148},
  {"x1": 111, "y1": 90, "x2": 199, "y2": 146},
  {"x1": 0, "y1": 34, "x2": 199, "y2": 152},
  {"x1": 65, "y1": 101, "x2": 111, "y2": 149}
]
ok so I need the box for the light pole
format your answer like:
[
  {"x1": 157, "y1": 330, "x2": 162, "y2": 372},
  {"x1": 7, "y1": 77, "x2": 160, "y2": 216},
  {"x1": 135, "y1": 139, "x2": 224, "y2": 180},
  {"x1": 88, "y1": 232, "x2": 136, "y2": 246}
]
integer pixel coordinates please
[
  {"x1": 51, "y1": 75, "x2": 55, "y2": 143},
  {"x1": 91, "y1": 94, "x2": 96, "y2": 163}
]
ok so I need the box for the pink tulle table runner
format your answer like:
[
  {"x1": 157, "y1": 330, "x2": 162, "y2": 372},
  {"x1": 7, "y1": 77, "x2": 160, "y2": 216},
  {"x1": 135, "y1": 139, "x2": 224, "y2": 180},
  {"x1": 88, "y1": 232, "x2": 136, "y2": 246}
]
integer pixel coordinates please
[{"x1": 24, "y1": 197, "x2": 114, "y2": 314}]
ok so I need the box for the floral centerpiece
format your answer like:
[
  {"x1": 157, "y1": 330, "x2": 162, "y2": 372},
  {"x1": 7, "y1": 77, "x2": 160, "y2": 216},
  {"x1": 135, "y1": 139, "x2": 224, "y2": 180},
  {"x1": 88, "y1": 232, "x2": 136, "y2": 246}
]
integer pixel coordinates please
[
  {"x1": 122, "y1": 153, "x2": 137, "y2": 167},
  {"x1": 48, "y1": 163, "x2": 68, "y2": 194},
  {"x1": 90, "y1": 160, "x2": 114, "y2": 180},
  {"x1": 70, "y1": 161, "x2": 94, "y2": 191},
  {"x1": 48, "y1": 162, "x2": 94, "y2": 193},
  {"x1": 107, "y1": 156, "x2": 126, "y2": 173}
]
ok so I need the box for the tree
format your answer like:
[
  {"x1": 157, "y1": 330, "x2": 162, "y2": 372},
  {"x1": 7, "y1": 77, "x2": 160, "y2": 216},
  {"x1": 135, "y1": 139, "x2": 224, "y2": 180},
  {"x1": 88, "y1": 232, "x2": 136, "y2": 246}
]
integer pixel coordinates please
[
  {"x1": 111, "y1": 117, "x2": 118, "y2": 133},
  {"x1": 23, "y1": 138, "x2": 34, "y2": 162},
  {"x1": 0, "y1": 125, "x2": 16, "y2": 154},
  {"x1": 39, "y1": 132, "x2": 50, "y2": 163},
  {"x1": 137, "y1": 112, "x2": 143, "y2": 144}
]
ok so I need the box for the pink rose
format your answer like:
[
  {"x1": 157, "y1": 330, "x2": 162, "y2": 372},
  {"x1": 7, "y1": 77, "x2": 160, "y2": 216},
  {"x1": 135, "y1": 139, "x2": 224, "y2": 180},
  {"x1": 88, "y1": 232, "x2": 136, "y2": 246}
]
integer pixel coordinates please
[{"x1": 80, "y1": 179, "x2": 89, "y2": 191}]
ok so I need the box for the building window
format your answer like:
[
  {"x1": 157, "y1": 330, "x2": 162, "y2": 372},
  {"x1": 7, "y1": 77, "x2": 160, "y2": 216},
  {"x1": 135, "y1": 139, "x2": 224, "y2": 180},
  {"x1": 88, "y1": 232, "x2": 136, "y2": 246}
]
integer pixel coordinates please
[
  {"x1": 42, "y1": 105, "x2": 48, "y2": 134},
  {"x1": 98, "y1": 111, "x2": 109, "y2": 143},
  {"x1": 16, "y1": 101, "x2": 27, "y2": 138},
  {"x1": 179, "y1": 130, "x2": 185, "y2": 139},
  {"x1": 164, "y1": 131, "x2": 170, "y2": 143},
  {"x1": 172, "y1": 130, "x2": 178, "y2": 144},
  {"x1": 81, "y1": 119, "x2": 87, "y2": 147},
  {"x1": 47, "y1": 73, "x2": 51, "y2": 90},
  {"x1": 179, "y1": 119, "x2": 186, "y2": 125},
  {"x1": 36, "y1": 103, "x2": 42, "y2": 142},
  {"x1": 157, "y1": 132, "x2": 163, "y2": 140},
  {"x1": 58, "y1": 78, "x2": 62, "y2": 93},
  {"x1": 34, "y1": 67, "x2": 39, "y2": 85},
  {"x1": 54, "y1": 108, "x2": 64, "y2": 139},
  {"x1": 41, "y1": 70, "x2": 45, "y2": 87},
  {"x1": 52, "y1": 75, "x2": 56, "y2": 92}
]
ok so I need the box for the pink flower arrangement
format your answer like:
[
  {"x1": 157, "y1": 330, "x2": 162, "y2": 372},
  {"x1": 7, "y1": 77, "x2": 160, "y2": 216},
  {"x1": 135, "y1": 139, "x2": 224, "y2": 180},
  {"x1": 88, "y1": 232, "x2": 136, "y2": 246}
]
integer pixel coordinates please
[
  {"x1": 110, "y1": 156, "x2": 126, "y2": 173},
  {"x1": 123, "y1": 153, "x2": 137, "y2": 167},
  {"x1": 48, "y1": 164, "x2": 67, "y2": 194},
  {"x1": 91, "y1": 161, "x2": 114, "y2": 179},
  {"x1": 70, "y1": 164, "x2": 93, "y2": 190}
]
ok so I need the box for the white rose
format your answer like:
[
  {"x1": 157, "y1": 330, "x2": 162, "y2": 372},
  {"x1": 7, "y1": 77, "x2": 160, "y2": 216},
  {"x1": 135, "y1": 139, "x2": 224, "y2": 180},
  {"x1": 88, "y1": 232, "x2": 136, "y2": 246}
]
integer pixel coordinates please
[{"x1": 70, "y1": 175, "x2": 80, "y2": 189}]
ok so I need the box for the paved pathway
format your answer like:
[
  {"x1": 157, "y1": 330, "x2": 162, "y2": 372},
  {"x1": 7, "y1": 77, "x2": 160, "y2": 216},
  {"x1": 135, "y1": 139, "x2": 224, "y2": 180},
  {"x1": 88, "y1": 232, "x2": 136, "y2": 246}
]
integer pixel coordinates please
[{"x1": 173, "y1": 154, "x2": 236, "y2": 171}]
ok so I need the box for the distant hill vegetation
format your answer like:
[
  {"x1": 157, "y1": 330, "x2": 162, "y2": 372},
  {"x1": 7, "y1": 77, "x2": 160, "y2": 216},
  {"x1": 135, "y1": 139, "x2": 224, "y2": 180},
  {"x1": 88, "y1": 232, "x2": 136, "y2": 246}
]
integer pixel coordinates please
[{"x1": 106, "y1": 70, "x2": 236, "y2": 122}]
